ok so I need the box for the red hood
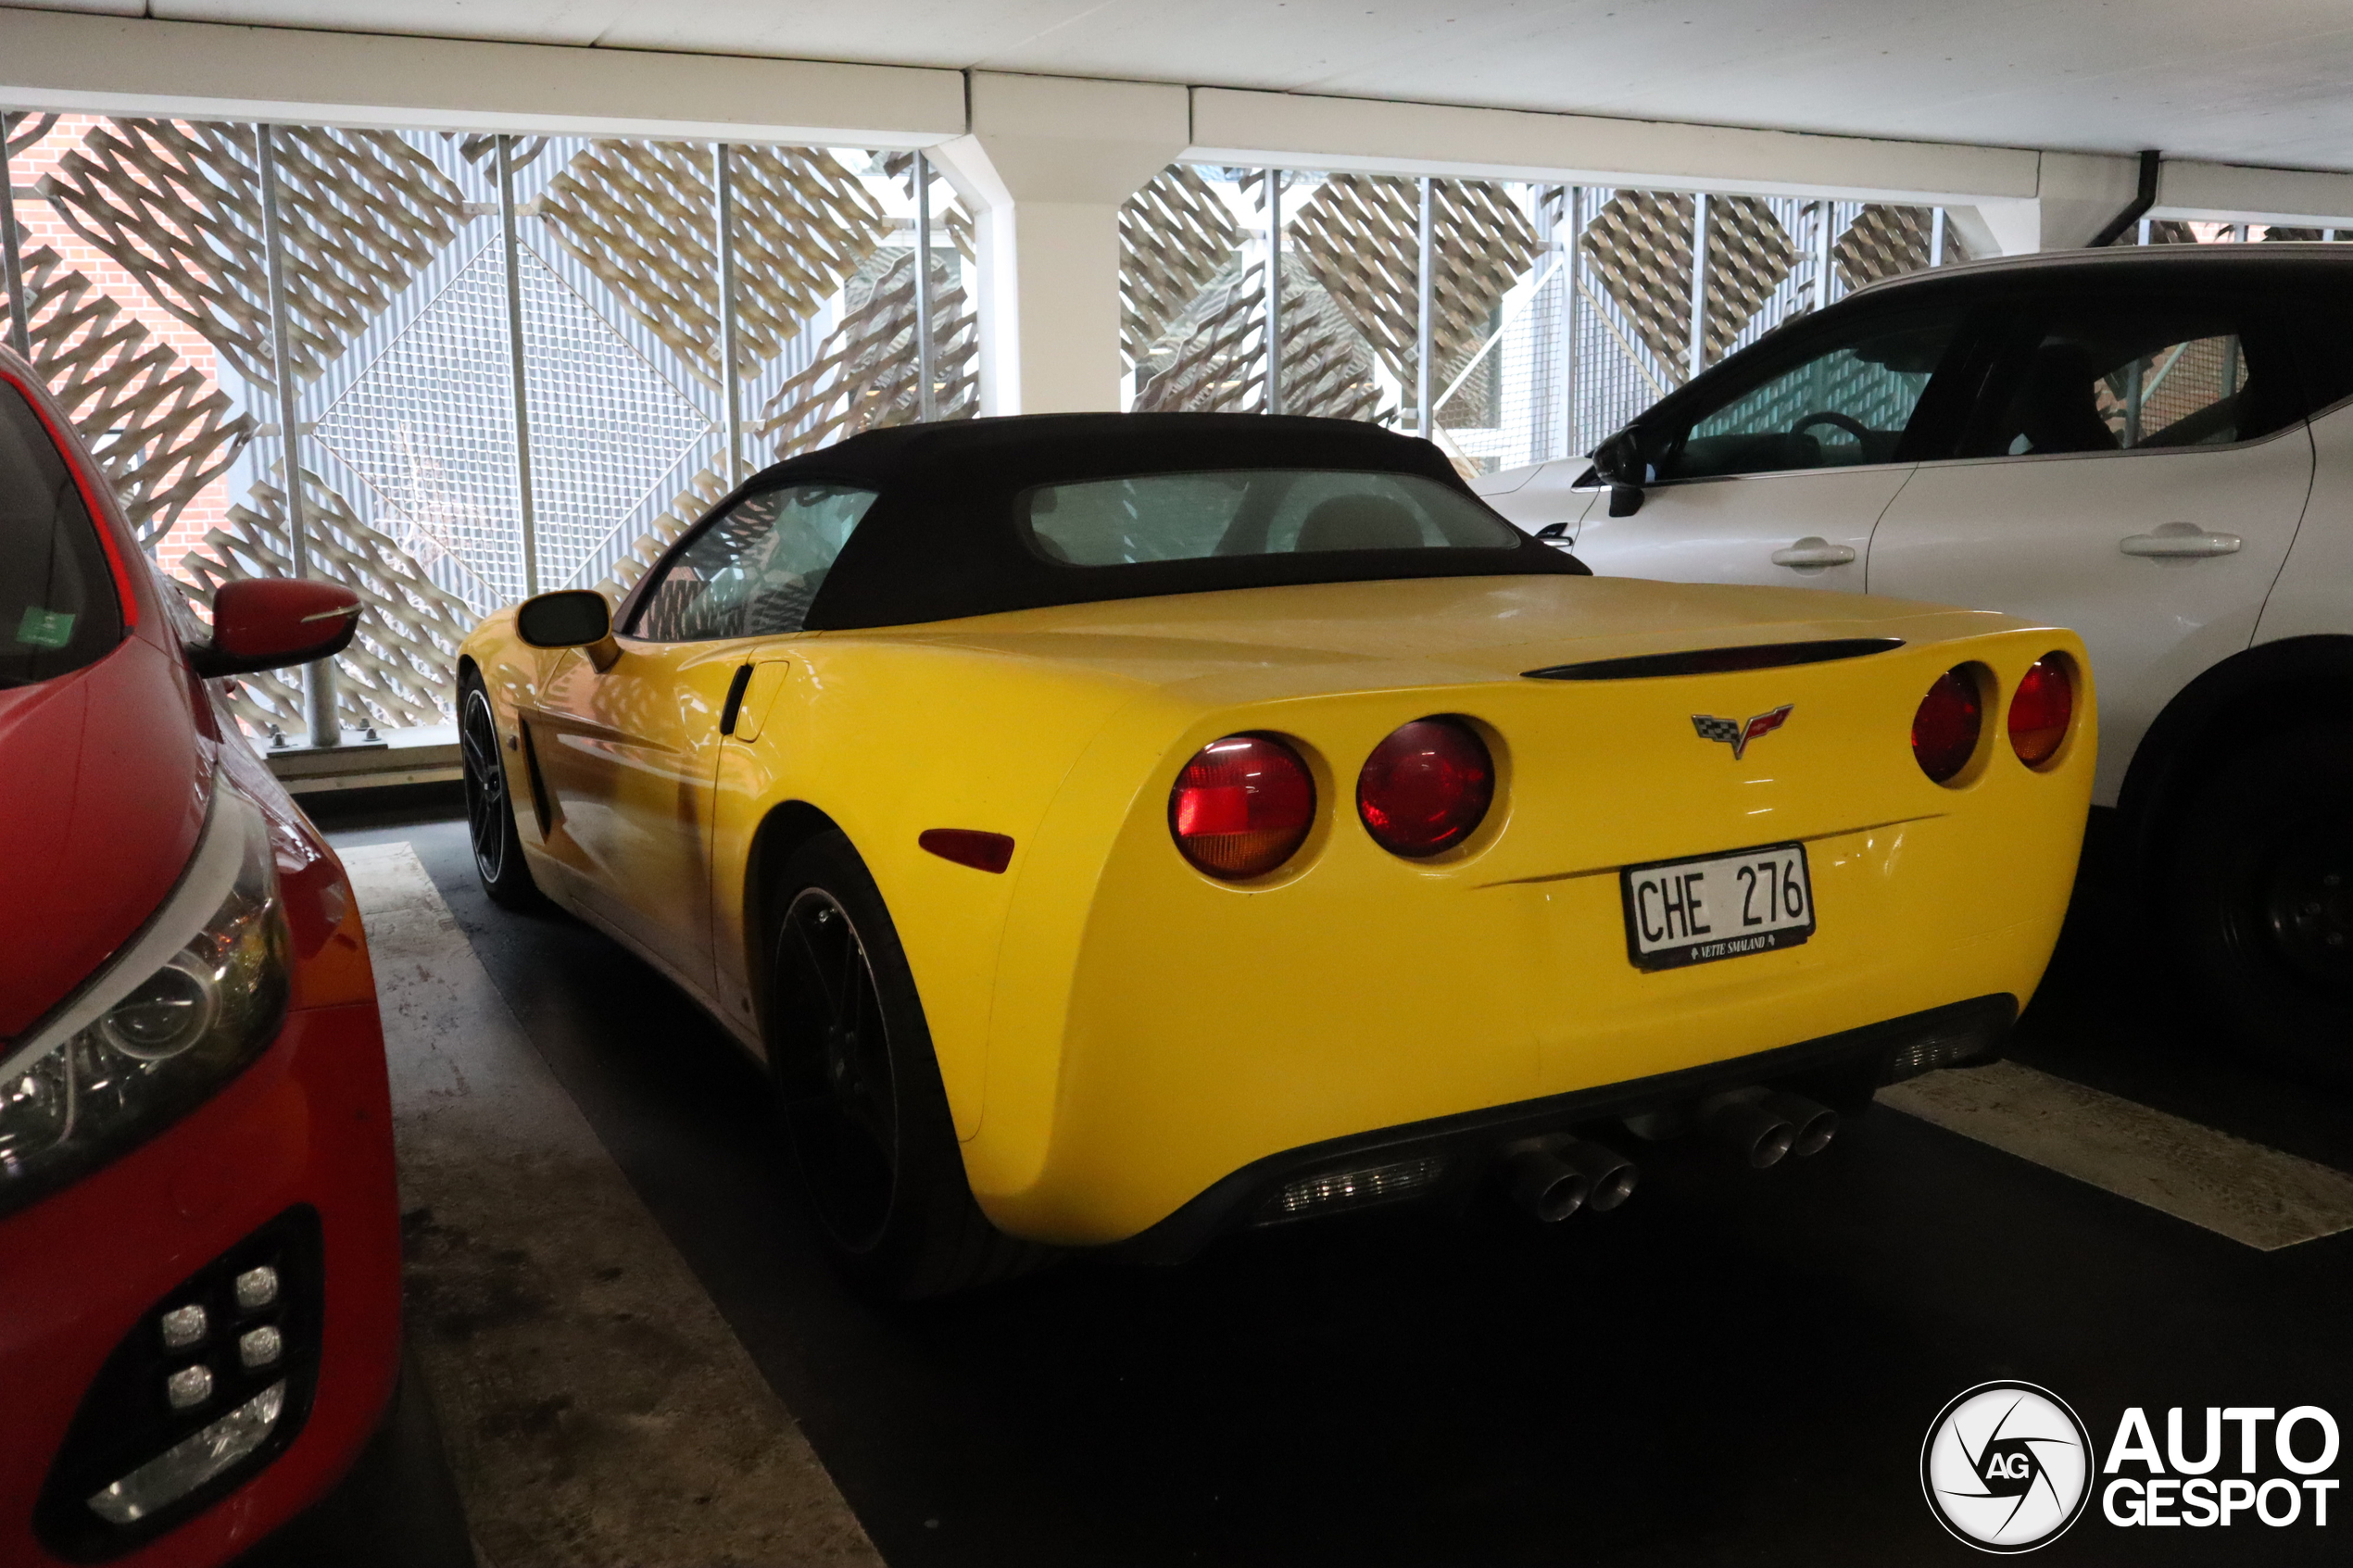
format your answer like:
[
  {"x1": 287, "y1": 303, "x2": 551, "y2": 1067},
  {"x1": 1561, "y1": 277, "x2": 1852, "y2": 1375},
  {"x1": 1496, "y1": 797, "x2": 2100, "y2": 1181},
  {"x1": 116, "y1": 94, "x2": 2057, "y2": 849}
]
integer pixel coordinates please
[{"x1": 0, "y1": 634, "x2": 208, "y2": 1039}]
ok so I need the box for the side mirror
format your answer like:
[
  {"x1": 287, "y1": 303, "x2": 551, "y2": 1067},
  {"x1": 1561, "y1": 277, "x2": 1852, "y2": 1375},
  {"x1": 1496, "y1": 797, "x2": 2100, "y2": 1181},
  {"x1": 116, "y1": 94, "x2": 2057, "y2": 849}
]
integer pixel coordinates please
[
  {"x1": 190, "y1": 578, "x2": 360, "y2": 679},
  {"x1": 1535, "y1": 521, "x2": 1570, "y2": 541},
  {"x1": 1592, "y1": 429, "x2": 1648, "y2": 518},
  {"x1": 516, "y1": 589, "x2": 620, "y2": 671}
]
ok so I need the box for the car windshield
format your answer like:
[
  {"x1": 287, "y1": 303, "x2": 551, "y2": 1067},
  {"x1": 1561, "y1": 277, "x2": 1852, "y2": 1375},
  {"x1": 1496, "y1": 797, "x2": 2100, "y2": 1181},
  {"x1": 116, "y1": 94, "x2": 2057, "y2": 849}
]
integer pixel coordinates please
[
  {"x1": 1, "y1": 378, "x2": 120, "y2": 688},
  {"x1": 632, "y1": 483, "x2": 879, "y2": 641},
  {"x1": 1020, "y1": 470, "x2": 1523, "y2": 566}
]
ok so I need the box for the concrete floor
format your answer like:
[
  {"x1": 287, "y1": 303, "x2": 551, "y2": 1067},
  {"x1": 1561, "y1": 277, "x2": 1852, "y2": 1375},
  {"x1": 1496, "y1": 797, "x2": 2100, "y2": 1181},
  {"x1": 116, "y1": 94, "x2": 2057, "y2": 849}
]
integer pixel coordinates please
[{"x1": 311, "y1": 801, "x2": 2353, "y2": 1567}]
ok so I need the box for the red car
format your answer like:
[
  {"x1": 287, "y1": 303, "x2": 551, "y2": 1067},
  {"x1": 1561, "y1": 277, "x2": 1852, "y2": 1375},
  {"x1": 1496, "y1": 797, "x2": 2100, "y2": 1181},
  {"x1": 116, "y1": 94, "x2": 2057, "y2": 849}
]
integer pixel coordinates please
[{"x1": 0, "y1": 345, "x2": 403, "y2": 1565}]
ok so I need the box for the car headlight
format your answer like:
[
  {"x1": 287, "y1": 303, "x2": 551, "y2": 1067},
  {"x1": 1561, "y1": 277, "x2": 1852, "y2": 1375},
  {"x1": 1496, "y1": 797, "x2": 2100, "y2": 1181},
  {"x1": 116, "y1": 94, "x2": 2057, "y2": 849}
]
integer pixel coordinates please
[{"x1": 0, "y1": 773, "x2": 289, "y2": 1218}]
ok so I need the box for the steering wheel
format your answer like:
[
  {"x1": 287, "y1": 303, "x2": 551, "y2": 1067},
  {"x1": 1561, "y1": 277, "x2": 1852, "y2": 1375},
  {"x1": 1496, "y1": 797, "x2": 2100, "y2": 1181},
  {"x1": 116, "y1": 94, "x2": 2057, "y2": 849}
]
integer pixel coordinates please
[{"x1": 1790, "y1": 410, "x2": 1872, "y2": 444}]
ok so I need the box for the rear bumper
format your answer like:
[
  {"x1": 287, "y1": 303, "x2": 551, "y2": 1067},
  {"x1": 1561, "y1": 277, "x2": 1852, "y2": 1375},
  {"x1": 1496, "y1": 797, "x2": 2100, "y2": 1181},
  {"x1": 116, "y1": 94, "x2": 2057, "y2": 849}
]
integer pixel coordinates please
[
  {"x1": 0, "y1": 1003, "x2": 403, "y2": 1568},
  {"x1": 1102, "y1": 993, "x2": 2014, "y2": 1264},
  {"x1": 960, "y1": 621, "x2": 2090, "y2": 1245}
]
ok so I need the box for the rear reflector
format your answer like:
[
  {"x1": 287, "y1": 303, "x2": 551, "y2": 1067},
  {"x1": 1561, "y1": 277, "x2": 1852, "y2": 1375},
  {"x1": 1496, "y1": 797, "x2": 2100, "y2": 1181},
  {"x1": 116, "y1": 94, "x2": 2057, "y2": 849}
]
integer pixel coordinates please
[
  {"x1": 2007, "y1": 654, "x2": 2074, "y2": 768},
  {"x1": 918, "y1": 829, "x2": 1015, "y2": 874},
  {"x1": 1911, "y1": 667, "x2": 1983, "y2": 784},
  {"x1": 1169, "y1": 734, "x2": 1316, "y2": 880},
  {"x1": 1522, "y1": 637, "x2": 1903, "y2": 682},
  {"x1": 1260, "y1": 1156, "x2": 1449, "y2": 1223},
  {"x1": 1885, "y1": 1022, "x2": 2004, "y2": 1082}
]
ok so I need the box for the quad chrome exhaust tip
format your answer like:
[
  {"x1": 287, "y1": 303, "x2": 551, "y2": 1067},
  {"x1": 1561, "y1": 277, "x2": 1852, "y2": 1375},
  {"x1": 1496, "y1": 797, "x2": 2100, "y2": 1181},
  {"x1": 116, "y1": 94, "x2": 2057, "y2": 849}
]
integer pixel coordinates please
[
  {"x1": 1697, "y1": 1088, "x2": 1839, "y2": 1168},
  {"x1": 1501, "y1": 1137, "x2": 1639, "y2": 1222}
]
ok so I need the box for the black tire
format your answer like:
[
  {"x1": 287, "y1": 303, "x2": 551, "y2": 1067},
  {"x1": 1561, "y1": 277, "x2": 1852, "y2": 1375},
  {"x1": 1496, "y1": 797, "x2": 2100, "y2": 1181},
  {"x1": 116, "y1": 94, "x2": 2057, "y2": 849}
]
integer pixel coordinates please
[
  {"x1": 766, "y1": 831, "x2": 1051, "y2": 1300},
  {"x1": 2164, "y1": 725, "x2": 2353, "y2": 1081},
  {"x1": 459, "y1": 676, "x2": 543, "y2": 911}
]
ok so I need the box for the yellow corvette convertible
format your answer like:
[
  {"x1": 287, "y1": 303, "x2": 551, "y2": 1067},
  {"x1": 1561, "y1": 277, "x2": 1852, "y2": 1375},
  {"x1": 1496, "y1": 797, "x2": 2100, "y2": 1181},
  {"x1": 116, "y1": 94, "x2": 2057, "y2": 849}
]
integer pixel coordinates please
[{"x1": 458, "y1": 413, "x2": 2093, "y2": 1298}]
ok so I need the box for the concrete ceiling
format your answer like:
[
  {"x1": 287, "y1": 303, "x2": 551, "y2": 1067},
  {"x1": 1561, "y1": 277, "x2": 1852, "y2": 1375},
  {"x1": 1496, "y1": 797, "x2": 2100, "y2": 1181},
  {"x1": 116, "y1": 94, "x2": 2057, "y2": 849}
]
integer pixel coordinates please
[{"x1": 28, "y1": 0, "x2": 2353, "y2": 170}]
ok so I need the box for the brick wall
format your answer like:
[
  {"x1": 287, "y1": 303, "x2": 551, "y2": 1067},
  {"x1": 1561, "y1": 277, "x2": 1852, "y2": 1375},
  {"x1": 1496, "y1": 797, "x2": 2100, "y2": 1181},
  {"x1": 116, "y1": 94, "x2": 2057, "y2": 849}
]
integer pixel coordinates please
[{"x1": 10, "y1": 114, "x2": 235, "y2": 579}]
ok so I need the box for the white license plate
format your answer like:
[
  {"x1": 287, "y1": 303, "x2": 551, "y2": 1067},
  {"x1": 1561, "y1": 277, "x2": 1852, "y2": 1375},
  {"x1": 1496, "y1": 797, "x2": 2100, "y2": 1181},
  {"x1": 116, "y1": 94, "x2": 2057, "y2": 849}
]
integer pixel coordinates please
[{"x1": 1621, "y1": 843, "x2": 1815, "y2": 972}]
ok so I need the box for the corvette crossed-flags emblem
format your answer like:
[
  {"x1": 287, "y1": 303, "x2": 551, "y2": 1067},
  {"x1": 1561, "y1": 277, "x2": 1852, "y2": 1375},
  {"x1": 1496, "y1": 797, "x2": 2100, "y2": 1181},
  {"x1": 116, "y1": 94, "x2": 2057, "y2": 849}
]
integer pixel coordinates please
[{"x1": 1692, "y1": 704, "x2": 1793, "y2": 760}]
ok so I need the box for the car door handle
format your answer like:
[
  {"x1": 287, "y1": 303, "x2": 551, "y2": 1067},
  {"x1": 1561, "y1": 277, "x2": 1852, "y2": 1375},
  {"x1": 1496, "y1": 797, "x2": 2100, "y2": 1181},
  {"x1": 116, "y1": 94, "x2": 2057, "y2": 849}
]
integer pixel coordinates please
[
  {"x1": 730, "y1": 657, "x2": 794, "y2": 743},
  {"x1": 1770, "y1": 538, "x2": 1856, "y2": 568},
  {"x1": 2120, "y1": 526, "x2": 2242, "y2": 558},
  {"x1": 718, "y1": 662, "x2": 756, "y2": 735}
]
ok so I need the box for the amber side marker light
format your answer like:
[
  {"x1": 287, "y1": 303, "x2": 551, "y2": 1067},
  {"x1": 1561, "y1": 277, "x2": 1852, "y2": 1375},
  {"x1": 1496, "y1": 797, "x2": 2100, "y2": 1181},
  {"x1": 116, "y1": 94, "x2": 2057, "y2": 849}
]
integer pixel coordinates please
[
  {"x1": 1170, "y1": 734, "x2": 1316, "y2": 880},
  {"x1": 2007, "y1": 654, "x2": 2074, "y2": 768},
  {"x1": 919, "y1": 829, "x2": 1015, "y2": 873},
  {"x1": 1358, "y1": 717, "x2": 1494, "y2": 858},
  {"x1": 1912, "y1": 667, "x2": 1983, "y2": 784}
]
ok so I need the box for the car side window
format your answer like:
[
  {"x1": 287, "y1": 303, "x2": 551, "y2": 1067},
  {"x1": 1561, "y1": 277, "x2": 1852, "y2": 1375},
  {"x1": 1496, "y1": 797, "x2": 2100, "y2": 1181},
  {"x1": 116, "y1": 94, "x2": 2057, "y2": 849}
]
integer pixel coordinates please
[
  {"x1": 1965, "y1": 300, "x2": 2289, "y2": 458},
  {"x1": 1654, "y1": 309, "x2": 1965, "y2": 482},
  {"x1": 2281, "y1": 296, "x2": 2353, "y2": 420},
  {"x1": 628, "y1": 483, "x2": 878, "y2": 642}
]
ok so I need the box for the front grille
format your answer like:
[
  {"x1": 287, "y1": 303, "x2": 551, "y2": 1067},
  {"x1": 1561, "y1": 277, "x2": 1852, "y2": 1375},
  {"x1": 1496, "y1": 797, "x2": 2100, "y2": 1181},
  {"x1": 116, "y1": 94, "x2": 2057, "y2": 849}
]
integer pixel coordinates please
[{"x1": 35, "y1": 1207, "x2": 323, "y2": 1562}]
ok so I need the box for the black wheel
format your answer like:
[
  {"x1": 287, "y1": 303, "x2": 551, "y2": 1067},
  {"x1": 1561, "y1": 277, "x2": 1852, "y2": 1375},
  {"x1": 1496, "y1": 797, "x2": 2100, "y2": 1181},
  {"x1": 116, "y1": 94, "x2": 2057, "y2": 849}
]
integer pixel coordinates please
[
  {"x1": 767, "y1": 831, "x2": 1051, "y2": 1300},
  {"x1": 459, "y1": 676, "x2": 542, "y2": 910},
  {"x1": 2165, "y1": 725, "x2": 2353, "y2": 1081}
]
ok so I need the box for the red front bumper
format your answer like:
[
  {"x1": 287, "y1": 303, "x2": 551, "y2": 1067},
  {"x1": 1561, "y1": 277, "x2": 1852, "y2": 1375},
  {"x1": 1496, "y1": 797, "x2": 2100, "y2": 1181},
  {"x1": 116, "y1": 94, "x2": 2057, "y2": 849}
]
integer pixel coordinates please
[{"x1": 0, "y1": 1001, "x2": 403, "y2": 1567}]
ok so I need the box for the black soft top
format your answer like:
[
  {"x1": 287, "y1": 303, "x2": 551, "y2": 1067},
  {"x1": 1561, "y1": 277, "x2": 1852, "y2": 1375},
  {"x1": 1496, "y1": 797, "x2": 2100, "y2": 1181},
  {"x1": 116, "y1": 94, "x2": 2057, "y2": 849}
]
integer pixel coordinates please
[{"x1": 624, "y1": 412, "x2": 1585, "y2": 633}]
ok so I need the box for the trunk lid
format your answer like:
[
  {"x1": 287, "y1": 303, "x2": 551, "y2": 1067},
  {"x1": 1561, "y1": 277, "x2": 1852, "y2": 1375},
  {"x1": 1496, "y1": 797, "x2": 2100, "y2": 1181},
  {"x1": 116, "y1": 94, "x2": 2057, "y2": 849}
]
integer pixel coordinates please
[{"x1": 898, "y1": 572, "x2": 2056, "y2": 884}]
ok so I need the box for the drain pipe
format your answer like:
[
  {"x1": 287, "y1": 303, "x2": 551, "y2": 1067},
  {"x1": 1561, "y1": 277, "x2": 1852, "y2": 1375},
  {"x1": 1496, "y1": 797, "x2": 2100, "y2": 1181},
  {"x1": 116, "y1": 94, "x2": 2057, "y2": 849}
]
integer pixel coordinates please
[{"x1": 2087, "y1": 150, "x2": 2162, "y2": 248}]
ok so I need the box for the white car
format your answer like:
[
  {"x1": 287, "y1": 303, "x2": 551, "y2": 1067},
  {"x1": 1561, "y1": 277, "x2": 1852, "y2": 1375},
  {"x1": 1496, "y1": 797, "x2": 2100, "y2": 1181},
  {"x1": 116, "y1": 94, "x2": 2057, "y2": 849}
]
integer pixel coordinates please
[{"x1": 1481, "y1": 245, "x2": 2353, "y2": 1079}]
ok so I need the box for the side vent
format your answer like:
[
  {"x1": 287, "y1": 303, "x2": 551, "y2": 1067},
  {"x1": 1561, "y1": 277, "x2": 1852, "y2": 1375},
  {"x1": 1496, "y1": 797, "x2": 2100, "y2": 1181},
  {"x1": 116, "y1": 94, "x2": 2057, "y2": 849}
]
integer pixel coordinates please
[
  {"x1": 518, "y1": 720, "x2": 556, "y2": 837},
  {"x1": 1523, "y1": 637, "x2": 1904, "y2": 682}
]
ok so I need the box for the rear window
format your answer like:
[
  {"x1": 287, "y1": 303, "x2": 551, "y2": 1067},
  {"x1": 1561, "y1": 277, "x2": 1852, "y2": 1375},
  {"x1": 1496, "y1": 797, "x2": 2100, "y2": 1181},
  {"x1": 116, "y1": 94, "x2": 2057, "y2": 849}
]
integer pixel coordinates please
[
  {"x1": 1, "y1": 379, "x2": 120, "y2": 688},
  {"x1": 1020, "y1": 470, "x2": 1522, "y2": 567}
]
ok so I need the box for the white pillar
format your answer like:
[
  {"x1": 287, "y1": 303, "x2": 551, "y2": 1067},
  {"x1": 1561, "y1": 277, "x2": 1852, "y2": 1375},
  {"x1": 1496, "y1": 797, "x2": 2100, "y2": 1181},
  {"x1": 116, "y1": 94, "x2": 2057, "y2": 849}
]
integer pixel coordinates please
[
  {"x1": 1945, "y1": 151, "x2": 2145, "y2": 256},
  {"x1": 928, "y1": 72, "x2": 1189, "y2": 416}
]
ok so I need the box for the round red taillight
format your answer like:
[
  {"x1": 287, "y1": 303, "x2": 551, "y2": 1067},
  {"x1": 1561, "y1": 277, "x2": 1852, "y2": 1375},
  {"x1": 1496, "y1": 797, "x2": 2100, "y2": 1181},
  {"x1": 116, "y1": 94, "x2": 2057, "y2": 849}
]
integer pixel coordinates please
[
  {"x1": 1169, "y1": 734, "x2": 1316, "y2": 880},
  {"x1": 1912, "y1": 667, "x2": 1983, "y2": 784},
  {"x1": 2007, "y1": 654, "x2": 2074, "y2": 768},
  {"x1": 1357, "y1": 718, "x2": 1495, "y2": 859}
]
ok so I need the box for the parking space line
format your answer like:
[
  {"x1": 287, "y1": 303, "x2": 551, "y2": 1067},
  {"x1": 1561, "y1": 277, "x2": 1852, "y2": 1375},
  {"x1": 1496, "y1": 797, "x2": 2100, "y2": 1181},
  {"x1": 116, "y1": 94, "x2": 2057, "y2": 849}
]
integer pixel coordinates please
[
  {"x1": 344, "y1": 842, "x2": 886, "y2": 1568},
  {"x1": 1878, "y1": 1060, "x2": 2353, "y2": 1251}
]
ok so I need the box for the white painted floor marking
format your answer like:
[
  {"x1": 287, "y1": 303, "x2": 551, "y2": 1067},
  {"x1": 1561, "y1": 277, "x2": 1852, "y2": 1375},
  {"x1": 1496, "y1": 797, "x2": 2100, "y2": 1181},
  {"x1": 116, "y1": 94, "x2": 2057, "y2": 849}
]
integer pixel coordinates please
[
  {"x1": 344, "y1": 842, "x2": 883, "y2": 1568},
  {"x1": 1879, "y1": 1060, "x2": 2353, "y2": 1252}
]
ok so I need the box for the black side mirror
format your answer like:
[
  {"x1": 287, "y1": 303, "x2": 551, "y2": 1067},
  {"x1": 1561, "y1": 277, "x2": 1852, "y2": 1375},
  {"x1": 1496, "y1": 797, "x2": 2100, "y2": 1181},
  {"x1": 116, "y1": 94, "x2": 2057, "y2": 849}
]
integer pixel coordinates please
[
  {"x1": 1535, "y1": 521, "x2": 1570, "y2": 541},
  {"x1": 1592, "y1": 430, "x2": 1648, "y2": 518},
  {"x1": 516, "y1": 589, "x2": 620, "y2": 671}
]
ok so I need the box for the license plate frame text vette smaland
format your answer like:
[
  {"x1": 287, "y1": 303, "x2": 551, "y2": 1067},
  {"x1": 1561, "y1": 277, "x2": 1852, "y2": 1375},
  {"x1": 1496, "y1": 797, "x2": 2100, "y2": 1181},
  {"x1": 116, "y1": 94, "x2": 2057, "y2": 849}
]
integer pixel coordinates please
[{"x1": 1619, "y1": 842, "x2": 1816, "y2": 972}]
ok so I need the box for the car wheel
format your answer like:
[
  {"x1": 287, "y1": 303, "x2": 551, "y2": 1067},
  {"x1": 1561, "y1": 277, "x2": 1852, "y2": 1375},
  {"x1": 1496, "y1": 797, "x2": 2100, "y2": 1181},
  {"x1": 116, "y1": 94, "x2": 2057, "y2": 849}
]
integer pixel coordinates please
[
  {"x1": 2165, "y1": 724, "x2": 2353, "y2": 1081},
  {"x1": 767, "y1": 831, "x2": 1051, "y2": 1300},
  {"x1": 459, "y1": 677, "x2": 542, "y2": 910}
]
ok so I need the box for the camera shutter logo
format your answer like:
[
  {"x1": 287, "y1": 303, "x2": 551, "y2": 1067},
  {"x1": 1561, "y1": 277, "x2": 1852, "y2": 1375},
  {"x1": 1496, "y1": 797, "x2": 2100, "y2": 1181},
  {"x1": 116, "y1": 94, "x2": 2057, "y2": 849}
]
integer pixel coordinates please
[{"x1": 1921, "y1": 1382, "x2": 2095, "y2": 1552}]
